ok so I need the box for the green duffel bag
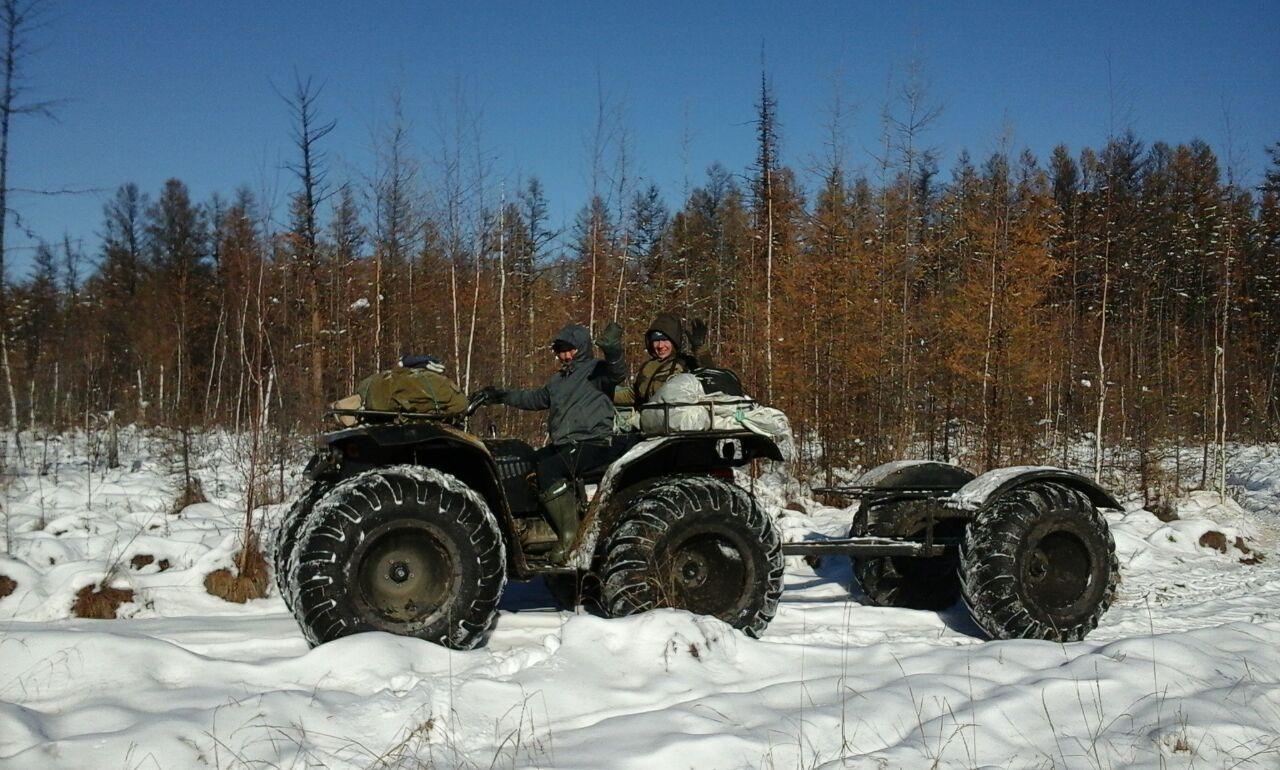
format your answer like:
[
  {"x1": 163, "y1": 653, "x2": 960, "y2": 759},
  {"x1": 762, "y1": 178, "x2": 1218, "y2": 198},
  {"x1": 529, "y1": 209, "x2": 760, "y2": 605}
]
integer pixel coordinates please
[{"x1": 338, "y1": 367, "x2": 469, "y2": 424}]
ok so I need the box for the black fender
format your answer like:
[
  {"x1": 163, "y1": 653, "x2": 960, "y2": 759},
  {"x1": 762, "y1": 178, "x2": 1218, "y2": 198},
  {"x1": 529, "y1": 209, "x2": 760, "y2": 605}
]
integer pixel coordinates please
[
  {"x1": 314, "y1": 422, "x2": 534, "y2": 577},
  {"x1": 949, "y1": 466, "x2": 1122, "y2": 514},
  {"x1": 851, "y1": 460, "x2": 976, "y2": 535},
  {"x1": 855, "y1": 460, "x2": 975, "y2": 489}
]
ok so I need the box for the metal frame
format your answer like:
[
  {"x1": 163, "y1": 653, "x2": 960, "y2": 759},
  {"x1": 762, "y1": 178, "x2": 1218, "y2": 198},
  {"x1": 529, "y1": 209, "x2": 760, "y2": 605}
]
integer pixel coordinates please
[{"x1": 780, "y1": 484, "x2": 963, "y2": 559}]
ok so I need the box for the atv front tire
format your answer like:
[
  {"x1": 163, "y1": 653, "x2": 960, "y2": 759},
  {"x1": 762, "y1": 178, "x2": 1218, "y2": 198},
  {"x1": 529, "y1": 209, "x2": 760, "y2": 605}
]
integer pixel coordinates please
[
  {"x1": 273, "y1": 481, "x2": 333, "y2": 611},
  {"x1": 288, "y1": 465, "x2": 506, "y2": 649},
  {"x1": 601, "y1": 476, "x2": 783, "y2": 637},
  {"x1": 959, "y1": 481, "x2": 1118, "y2": 642}
]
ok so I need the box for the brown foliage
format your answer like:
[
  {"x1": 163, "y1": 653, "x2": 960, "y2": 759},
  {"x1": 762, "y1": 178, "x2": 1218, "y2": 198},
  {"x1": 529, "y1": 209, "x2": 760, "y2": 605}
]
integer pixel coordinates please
[
  {"x1": 0, "y1": 574, "x2": 15, "y2": 600},
  {"x1": 72, "y1": 583, "x2": 135, "y2": 619},
  {"x1": 4, "y1": 131, "x2": 1278, "y2": 486},
  {"x1": 204, "y1": 538, "x2": 270, "y2": 603}
]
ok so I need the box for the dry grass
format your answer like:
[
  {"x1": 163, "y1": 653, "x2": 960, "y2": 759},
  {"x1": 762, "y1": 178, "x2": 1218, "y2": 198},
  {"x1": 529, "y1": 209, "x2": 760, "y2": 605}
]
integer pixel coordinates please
[
  {"x1": 1149, "y1": 499, "x2": 1180, "y2": 523},
  {"x1": 1197, "y1": 531, "x2": 1265, "y2": 565},
  {"x1": 248, "y1": 476, "x2": 284, "y2": 508},
  {"x1": 129, "y1": 554, "x2": 171, "y2": 571},
  {"x1": 72, "y1": 583, "x2": 135, "y2": 618},
  {"x1": 204, "y1": 537, "x2": 270, "y2": 603},
  {"x1": 171, "y1": 477, "x2": 207, "y2": 513},
  {"x1": 1236, "y1": 536, "x2": 1265, "y2": 565},
  {"x1": 1199, "y1": 530, "x2": 1229, "y2": 553},
  {"x1": 0, "y1": 574, "x2": 15, "y2": 600}
]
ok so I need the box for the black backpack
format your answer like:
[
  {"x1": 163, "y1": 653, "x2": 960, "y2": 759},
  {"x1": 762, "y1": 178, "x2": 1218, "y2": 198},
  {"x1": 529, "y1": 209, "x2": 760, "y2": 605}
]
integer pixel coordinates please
[{"x1": 693, "y1": 367, "x2": 746, "y2": 397}]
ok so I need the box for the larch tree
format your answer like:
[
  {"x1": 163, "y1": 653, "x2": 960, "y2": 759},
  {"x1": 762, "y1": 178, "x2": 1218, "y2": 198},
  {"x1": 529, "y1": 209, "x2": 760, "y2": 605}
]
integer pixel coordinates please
[
  {"x1": 752, "y1": 68, "x2": 779, "y2": 401},
  {"x1": 280, "y1": 74, "x2": 336, "y2": 414}
]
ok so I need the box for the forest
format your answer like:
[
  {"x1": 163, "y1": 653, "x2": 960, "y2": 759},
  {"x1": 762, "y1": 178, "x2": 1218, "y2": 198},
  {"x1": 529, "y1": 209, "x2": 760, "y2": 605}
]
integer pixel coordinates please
[{"x1": 1, "y1": 75, "x2": 1278, "y2": 509}]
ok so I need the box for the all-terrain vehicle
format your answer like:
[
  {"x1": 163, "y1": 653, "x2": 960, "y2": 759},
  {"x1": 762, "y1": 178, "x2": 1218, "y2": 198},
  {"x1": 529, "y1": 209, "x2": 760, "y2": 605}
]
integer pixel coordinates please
[
  {"x1": 802, "y1": 461, "x2": 1121, "y2": 642},
  {"x1": 275, "y1": 397, "x2": 1121, "y2": 649},
  {"x1": 274, "y1": 393, "x2": 789, "y2": 649}
]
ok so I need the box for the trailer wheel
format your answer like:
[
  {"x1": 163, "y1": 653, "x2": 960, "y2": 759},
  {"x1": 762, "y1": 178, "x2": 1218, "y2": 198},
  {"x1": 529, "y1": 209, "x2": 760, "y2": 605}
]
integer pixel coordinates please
[
  {"x1": 273, "y1": 481, "x2": 332, "y2": 611},
  {"x1": 288, "y1": 466, "x2": 506, "y2": 649},
  {"x1": 851, "y1": 499, "x2": 964, "y2": 610},
  {"x1": 960, "y1": 481, "x2": 1118, "y2": 641},
  {"x1": 601, "y1": 476, "x2": 783, "y2": 637}
]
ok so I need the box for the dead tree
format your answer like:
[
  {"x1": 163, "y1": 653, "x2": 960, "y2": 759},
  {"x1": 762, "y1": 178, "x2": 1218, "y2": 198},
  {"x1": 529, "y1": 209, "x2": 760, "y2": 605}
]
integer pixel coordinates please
[{"x1": 279, "y1": 73, "x2": 335, "y2": 412}]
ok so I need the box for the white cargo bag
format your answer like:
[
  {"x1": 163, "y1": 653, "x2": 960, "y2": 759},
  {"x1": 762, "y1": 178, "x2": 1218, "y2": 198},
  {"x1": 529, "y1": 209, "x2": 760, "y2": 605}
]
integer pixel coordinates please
[{"x1": 640, "y1": 373, "x2": 711, "y2": 433}]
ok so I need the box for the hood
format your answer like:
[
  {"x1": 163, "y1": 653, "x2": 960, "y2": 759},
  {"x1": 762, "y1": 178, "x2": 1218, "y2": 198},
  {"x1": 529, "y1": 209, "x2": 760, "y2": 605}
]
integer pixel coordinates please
[
  {"x1": 646, "y1": 313, "x2": 684, "y2": 356},
  {"x1": 551, "y1": 324, "x2": 594, "y2": 362}
]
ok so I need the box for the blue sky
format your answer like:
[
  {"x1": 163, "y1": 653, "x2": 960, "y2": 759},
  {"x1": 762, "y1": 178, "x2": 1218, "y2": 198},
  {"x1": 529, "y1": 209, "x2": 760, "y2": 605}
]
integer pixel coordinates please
[{"x1": 6, "y1": 1, "x2": 1278, "y2": 277}]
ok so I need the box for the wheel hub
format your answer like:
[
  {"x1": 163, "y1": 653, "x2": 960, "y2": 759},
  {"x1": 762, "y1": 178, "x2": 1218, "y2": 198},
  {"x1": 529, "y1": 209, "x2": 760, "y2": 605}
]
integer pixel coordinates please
[
  {"x1": 354, "y1": 523, "x2": 456, "y2": 625},
  {"x1": 678, "y1": 554, "x2": 708, "y2": 588},
  {"x1": 1024, "y1": 529, "x2": 1091, "y2": 610},
  {"x1": 388, "y1": 561, "x2": 413, "y2": 584},
  {"x1": 662, "y1": 531, "x2": 751, "y2": 620}
]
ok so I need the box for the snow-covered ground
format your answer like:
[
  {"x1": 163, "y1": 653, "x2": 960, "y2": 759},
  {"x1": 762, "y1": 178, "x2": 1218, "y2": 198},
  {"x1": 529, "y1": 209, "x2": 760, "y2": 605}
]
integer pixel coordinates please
[{"x1": 3, "y1": 433, "x2": 1280, "y2": 768}]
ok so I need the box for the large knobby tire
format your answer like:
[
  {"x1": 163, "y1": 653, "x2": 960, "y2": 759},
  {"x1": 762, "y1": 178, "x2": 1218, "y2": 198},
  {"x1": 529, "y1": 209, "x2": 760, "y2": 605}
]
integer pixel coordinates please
[
  {"x1": 601, "y1": 475, "x2": 784, "y2": 638},
  {"x1": 960, "y1": 481, "x2": 1118, "y2": 642},
  {"x1": 273, "y1": 481, "x2": 333, "y2": 611},
  {"x1": 288, "y1": 465, "x2": 506, "y2": 649},
  {"x1": 852, "y1": 499, "x2": 965, "y2": 611}
]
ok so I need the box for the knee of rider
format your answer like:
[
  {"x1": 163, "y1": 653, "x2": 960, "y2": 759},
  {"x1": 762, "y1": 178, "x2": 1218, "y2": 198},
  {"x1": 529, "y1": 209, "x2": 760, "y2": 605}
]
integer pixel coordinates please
[{"x1": 540, "y1": 478, "x2": 571, "y2": 501}]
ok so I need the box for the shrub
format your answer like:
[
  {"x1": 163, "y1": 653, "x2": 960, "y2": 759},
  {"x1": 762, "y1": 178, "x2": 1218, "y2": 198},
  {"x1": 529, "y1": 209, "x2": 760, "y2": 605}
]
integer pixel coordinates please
[
  {"x1": 72, "y1": 583, "x2": 135, "y2": 618},
  {"x1": 204, "y1": 536, "x2": 269, "y2": 603}
]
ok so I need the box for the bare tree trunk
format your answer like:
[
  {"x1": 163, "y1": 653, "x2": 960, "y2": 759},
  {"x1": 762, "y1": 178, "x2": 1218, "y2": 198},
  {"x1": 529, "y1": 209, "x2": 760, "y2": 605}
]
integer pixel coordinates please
[
  {"x1": 136, "y1": 368, "x2": 146, "y2": 424},
  {"x1": 498, "y1": 191, "x2": 508, "y2": 388},
  {"x1": 981, "y1": 244, "x2": 997, "y2": 468},
  {"x1": 1215, "y1": 213, "x2": 1234, "y2": 497},
  {"x1": 765, "y1": 195, "x2": 774, "y2": 401},
  {"x1": 463, "y1": 239, "x2": 482, "y2": 392},
  {"x1": 205, "y1": 304, "x2": 226, "y2": 420},
  {"x1": 450, "y1": 258, "x2": 460, "y2": 372},
  {"x1": 1, "y1": 331, "x2": 20, "y2": 464},
  {"x1": 589, "y1": 215, "x2": 599, "y2": 331},
  {"x1": 1094, "y1": 265, "x2": 1109, "y2": 482},
  {"x1": 374, "y1": 252, "x2": 384, "y2": 366}
]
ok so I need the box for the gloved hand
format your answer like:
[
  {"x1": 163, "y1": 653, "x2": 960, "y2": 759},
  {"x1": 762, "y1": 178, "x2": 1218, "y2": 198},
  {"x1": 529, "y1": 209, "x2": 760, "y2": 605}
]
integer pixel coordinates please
[
  {"x1": 688, "y1": 318, "x2": 708, "y2": 349},
  {"x1": 474, "y1": 386, "x2": 507, "y2": 405},
  {"x1": 595, "y1": 321, "x2": 624, "y2": 357}
]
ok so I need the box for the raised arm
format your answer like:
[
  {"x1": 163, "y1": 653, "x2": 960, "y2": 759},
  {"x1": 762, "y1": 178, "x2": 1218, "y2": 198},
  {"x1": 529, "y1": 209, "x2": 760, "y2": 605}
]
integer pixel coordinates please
[
  {"x1": 595, "y1": 321, "x2": 627, "y2": 388},
  {"x1": 502, "y1": 385, "x2": 551, "y2": 411}
]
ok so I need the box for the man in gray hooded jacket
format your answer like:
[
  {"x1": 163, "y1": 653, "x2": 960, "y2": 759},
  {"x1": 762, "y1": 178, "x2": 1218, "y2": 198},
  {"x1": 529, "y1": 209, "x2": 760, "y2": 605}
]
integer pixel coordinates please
[{"x1": 478, "y1": 322, "x2": 625, "y2": 562}]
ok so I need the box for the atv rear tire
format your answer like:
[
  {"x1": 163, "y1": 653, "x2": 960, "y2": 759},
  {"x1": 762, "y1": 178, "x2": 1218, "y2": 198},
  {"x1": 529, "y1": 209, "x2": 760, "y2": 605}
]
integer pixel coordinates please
[
  {"x1": 960, "y1": 481, "x2": 1118, "y2": 642},
  {"x1": 851, "y1": 499, "x2": 964, "y2": 611},
  {"x1": 273, "y1": 481, "x2": 333, "y2": 611},
  {"x1": 288, "y1": 466, "x2": 506, "y2": 649},
  {"x1": 601, "y1": 476, "x2": 783, "y2": 637}
]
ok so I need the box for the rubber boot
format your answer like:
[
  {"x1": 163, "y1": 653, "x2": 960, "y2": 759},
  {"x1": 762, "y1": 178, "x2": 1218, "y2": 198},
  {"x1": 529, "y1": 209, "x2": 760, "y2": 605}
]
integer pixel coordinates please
[{"x1": 541, "y1": 482, "x2": 580, "y2": 564}]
